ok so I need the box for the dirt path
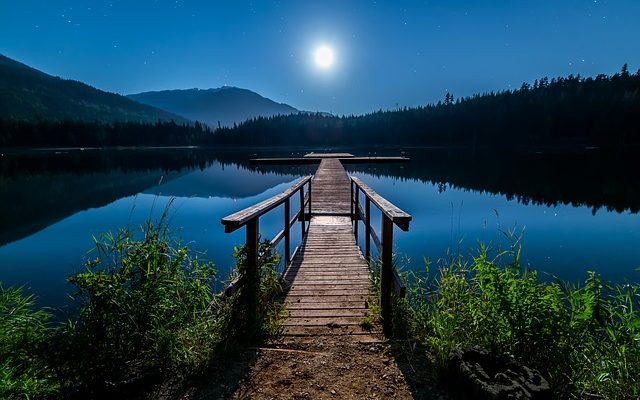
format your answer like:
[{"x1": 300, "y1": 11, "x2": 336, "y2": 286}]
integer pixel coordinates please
[
  {"x1": 152, "y1": 337, "x2": 450, "y2": 399},
  {"x1": 152, "y1": 334, "x2": 450, "y2": 400},
  {"x1": 224, "y1": 337, "x2": 450, "y2": 400}
]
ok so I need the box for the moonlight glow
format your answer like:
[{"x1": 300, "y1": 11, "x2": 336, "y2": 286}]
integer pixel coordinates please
[{"x1": 314, "y1": 45, "x2": 334, "y2": 68}]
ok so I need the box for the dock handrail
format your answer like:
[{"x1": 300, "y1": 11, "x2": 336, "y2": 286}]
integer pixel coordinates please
[
  {"x1": 221, "y1": 175, "x2": 312, "y2": 300},
  {"x1": 350, "y1": 176, "x2": 412, "y2": 334}
]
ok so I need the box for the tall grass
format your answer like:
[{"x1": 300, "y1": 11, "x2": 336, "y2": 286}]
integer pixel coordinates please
[
  {"x1": 54, "y1": 221, "x2": 221, "y2": 391},
  {"x1": 0, "y1": 285, "x2": 58, "y2": 399},
  {"x1": 401, "y1": 245, "x2": 640, "y2": 399}
]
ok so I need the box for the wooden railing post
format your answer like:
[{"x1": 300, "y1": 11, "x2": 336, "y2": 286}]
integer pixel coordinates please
[
  {"x1": 365, "y1": 197, "x2": 371, "y2": 261},
  {"x1": 244, "y1": 217, "x2": 259, "y2": 328},
  {"x1": 354, "y1": 186, "x2": 360, "y2": 241},
  {"x1": 350, "y1": 180, "x2": 354, "y2": 221},
  {"x1": 284, "y1": 198, "x2": 290, "y2": 266},
  {"x1": 308, "y1": 180, "x2": 312, "y2": 217},
  {"x1": 380, "y1": 215, "x2": 394, "y2": 335},
  {"x1": 299, "y1": 186, "x2": 305, "y2": 236}
]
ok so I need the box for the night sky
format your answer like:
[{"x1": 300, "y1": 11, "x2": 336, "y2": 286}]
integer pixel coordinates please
[{"x1": 2, "y1": 1, "x2": 639, "y2": 115}]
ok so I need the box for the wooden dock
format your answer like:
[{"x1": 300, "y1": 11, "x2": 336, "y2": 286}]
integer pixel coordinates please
[
  {"x1": 222, "y1": 154, "x2": 411, "y2": 342},
  {"x1": 281, "y1": 159, "x2": 373, "y2": 340}
]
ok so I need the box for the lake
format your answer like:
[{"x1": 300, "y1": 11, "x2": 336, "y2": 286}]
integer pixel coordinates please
[{"x1": 1, "y1": 147, "x2": 639, "y2": 310}]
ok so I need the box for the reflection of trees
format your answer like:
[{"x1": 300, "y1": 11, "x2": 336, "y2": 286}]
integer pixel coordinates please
[
  {"x1": 2, "y1": 145, "x2": 638, "y2": 248},
  {"x1": 0, "y1": 149, "x2": 310, "y2": 246},
  {"x1": 343, "y1": 149, "x2": 639, "y2": 214}
]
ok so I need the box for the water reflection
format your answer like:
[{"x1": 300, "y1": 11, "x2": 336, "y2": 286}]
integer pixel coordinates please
[{"x1": 1, "y1": 147, "x2": 639, "y2": 309}]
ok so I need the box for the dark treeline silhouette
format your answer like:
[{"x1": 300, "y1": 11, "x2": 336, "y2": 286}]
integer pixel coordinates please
[
  {"x1": 0, "y1": 119, "x2": 215, "y2": 148},
  {"x1": 213, "y1": 66, "x2": 640, "y2": 148}
]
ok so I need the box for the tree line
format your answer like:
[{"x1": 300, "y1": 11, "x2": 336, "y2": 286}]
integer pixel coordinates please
[
  {"x1": 213, "y1": 65, "x2": 640, "y2": 148},
  {"x1": 0, "y1": 119, "x2": 215, "y2": 148}
]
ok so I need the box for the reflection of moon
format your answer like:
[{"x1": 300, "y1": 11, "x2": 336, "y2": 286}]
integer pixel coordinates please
[{"x1": 314, "y1": 45, "x2": 334, "y2": 68}]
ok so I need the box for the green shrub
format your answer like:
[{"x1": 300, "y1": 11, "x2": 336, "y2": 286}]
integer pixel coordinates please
[
  {"x1": 0, "y1": 285, "x2": 58, "y2": 399},
  {"x1": 405, "y1": 246, "x2": 640, "y2": 398},
  {"x1": 60, "y1": 221, "x2": 220, "y2": 389}
]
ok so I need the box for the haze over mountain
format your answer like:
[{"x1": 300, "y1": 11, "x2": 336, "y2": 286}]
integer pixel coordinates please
[
  {"x1": 127, "y1": 87, "x2": 299, "y2": 127},
  {"x1": 0, "y1": 54, "x2": 187, "y2": 123}
]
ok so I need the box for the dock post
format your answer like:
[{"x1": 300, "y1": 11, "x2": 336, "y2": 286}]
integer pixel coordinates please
[
  {"x1": 284, "y1": 198, "x2": 290, "y2": 266},
  {"x1": 354, "y1": 186, "x2": 360, "y2": 241},
  {"x1": 244, "y1": 217, "x2": 259, "y2": 331},
  {"x1": 365, "y1": 197, "x2": 371, "y2": 261},
  {"x1": 299, "y1": 187, "x2": 306, "y2": 236},
  {"x1": 380, "y1": 215, "x2": 393, "y2": 335}
]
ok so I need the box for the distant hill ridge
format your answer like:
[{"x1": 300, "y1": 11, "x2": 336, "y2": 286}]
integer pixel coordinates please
[
  {"x1": 127, "y1": 86, "x2": 299, "y2": 127},
  {"x1": 0, "y1": 54, "x2": 187, "y2": 123}
]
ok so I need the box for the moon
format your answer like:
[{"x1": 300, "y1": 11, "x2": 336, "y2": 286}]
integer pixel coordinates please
[{"x1": 314, "y1": 45, "x2": 334, "y2": 68}]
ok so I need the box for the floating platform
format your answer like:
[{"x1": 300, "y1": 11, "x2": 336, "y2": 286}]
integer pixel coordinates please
[
  {"x1": 303, "y1": 152, "x2": 355, "y2": 158},
  {"x1": 250, "y1": 153, "x2": 410, "y2": 164}
]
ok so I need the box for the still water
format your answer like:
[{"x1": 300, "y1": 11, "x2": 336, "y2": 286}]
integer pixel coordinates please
[{"x1": 1, "y1": 148, "x2": 638, "y2": 309}]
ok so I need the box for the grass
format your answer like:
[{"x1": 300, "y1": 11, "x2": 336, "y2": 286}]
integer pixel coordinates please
[
  {"x1": 359, "y1": 316, "x2": 374, "y2": 330},
  {"x1": 394, "y1": 245, "x2": 640, "y2": 399},
  {"x1": 0, "y1": 285, "x2": 58, "y2": 399},
  {"x1": 0, "y1": 218, "x2": 286, "y2": 398}
]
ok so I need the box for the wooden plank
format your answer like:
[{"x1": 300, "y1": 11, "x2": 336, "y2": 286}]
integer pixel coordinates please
[
  {"x1": 287, "y1": 309, "x2": 370, "y2": 318},
  {"x1": 285, "y1": 264, "x2": 368, "y2": 270},
  {"x1": 289, "y1": 260, "x2": 367, "y2": 266},
  {"x1": 249, "y1": 156, "x2": 409, "y2": 164},
  {"x1": 285, "y1": 301, "x2": 368, "y2": 310},
  {"x1": 289, "y1": 283, "x2": 370, "y2": 289},
  {"x1": 340, "y1": 156, "x2": 410, "y2": 163},
  {"x1": 286, "y1": 289, "x2": 369, "y2": 296},
  {"x1": 289, "y1": 279, "x2": 369, "y2": 285},
  {"x1": 284, "y1": 273, "x2": 369, "y2": 279},
  {"x1": 304, "y1": 152, "x2": 354, "y2": 158},
  {"x1": 283, "y1": 316, "x2": 366, "y2": 326},
  {"x1": 288, "y1": 279, "x2": 370, "y2": 285},
  {"x1": 285, "y1": 294, "x2": 368, "y2": 302},
  {"x1": 282, "y1": 326, "x2": 381, "y2": 336}
]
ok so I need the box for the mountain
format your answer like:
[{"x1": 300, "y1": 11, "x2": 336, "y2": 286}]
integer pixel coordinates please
[
  {"x1": 0, "y1": 54, "x2": 187, "y2": 123},
  {"x1": 127, "y1": 87, "x2": 298, "y2": 127}
]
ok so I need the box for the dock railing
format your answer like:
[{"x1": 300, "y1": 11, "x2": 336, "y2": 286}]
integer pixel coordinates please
[
  {"x1": 350, "y1": 176, "x2": 412, "y2": 334},
  {"x1": 221, "y1": 175, "x2": 312, "y2": 314}
]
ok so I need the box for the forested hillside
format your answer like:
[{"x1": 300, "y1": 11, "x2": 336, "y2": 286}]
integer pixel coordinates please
[
  {"x1": 213, "y1": 66, "x2": 640, "y2": 148},
  {"x1": 0, "y1": 54, "x2": 187, "y2": 123}
]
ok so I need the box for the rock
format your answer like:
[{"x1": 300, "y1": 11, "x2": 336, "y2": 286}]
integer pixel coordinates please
[{"x1": 447, "y1": 346, "x2": 551, "y2": 400}]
